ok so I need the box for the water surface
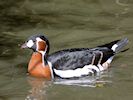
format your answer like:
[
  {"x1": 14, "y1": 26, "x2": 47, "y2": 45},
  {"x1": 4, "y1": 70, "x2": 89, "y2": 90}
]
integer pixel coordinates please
[{"x1": 0, "y1": 0, "x2": 133, "y2": 100}]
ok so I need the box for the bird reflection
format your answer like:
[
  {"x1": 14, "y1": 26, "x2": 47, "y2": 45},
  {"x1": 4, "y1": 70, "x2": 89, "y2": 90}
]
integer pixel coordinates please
[
  {"x1": 53, "y1": 70, "x2": 112, "y2": 87},
  {"x1": 25, "y1": 77, "x2": 52, "y2": 100},
  {"x1": 25, "y1": 71, "x2": 112, "y2": 99}
]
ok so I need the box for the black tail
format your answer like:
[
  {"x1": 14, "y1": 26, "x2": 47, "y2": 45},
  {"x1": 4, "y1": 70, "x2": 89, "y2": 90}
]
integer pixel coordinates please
[{"x1": 99, "y1": 38, "x2": 129, "y2": 53}]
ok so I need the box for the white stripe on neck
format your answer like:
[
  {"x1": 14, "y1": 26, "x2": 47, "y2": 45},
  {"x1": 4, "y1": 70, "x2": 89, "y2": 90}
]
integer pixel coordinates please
[
  {"x1": 48, "y1": 61, "x2": 54, "y2": 79},
  {"x1": 38, "y1": 51, "x2": 54, "y2": 79},
  {"x1": 39, "y1": 51, "x2": 46, "y2": 67}
]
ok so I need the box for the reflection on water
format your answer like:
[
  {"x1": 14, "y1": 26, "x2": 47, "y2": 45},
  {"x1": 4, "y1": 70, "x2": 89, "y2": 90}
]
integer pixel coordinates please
[
  {"x1": 26, "y1": 70, "x2": 112, "y2": 100},
  {"x1": 0, "y1": 0, "x2": 133, "y2": 100},
  {"x1": 54, "y1": 71, "x2": 112, "y2": 87},
  {"x1": 26, "y1": 77, "x2": 51, "y2": 100}
]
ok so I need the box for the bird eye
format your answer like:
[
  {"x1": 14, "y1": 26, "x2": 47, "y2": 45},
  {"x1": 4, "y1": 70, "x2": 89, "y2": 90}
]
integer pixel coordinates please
[{"x1": 33, "y1": 40, "x2": 36, "y2": 43}]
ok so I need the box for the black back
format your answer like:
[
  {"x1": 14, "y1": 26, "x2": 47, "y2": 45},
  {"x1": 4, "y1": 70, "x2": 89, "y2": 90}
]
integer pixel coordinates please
[{"x1": 48, "y1": 47, "x2": 114, "y2": 70}]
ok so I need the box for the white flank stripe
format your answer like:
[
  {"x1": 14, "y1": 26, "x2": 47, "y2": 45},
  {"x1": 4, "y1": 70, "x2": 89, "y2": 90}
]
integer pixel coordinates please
[
  {"x1": 97, "y1": 64, "x2": 104, "y2": 71},
  {"x1": 85, "y1": 65, "x2": 100, "y2": 72},
  {"x1": 111, "y1": 44, "x2": 118, "y2": 51},
  {"x1": 54, "y1": 69, "x2": 80, "y2": 78},
  {"x1": 54, "y1": 65, "x2": 100, "y2": 78}
]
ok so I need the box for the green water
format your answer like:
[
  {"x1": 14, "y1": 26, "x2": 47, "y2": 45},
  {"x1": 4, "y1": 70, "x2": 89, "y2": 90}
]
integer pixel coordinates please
[{"x1": 0, "y1": 0, "x2": 133, "y2": 100}]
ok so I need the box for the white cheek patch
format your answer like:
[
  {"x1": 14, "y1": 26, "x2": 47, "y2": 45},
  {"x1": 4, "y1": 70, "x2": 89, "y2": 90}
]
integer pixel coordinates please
[{"x1": 27, "y1": 40, "x2": 34, "y2": 48}]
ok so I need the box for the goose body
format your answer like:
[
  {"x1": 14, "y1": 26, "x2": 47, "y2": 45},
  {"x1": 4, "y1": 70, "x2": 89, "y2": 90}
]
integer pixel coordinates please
[{"x1": 21, "y1": 34, "x2": 128, "y2": 79}]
